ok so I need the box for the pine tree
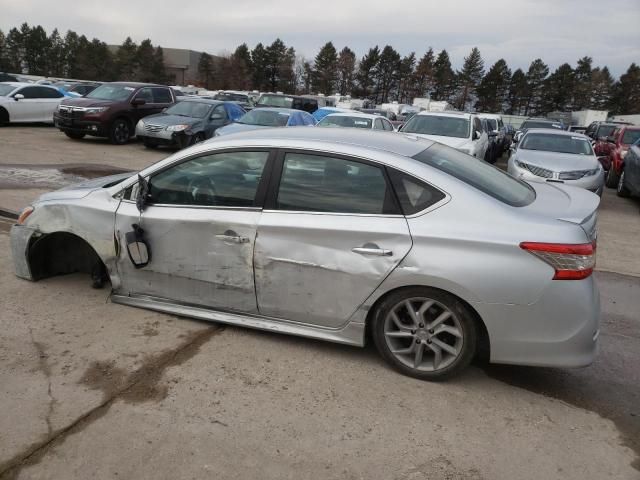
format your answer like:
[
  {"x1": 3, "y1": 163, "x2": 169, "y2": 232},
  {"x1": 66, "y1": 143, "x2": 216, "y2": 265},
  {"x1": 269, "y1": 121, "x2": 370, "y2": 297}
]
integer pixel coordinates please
[
  {"x1": 116, "y1": 37, "x2": 138, "y2": 81},
  {"x1": 590, "y1": 67, "x2": 614, "y2": 111},
  {"x1": 135, "y1": 39, "x2": 156, "y2": 82},
  {"x1": 610, "y1": 63, "x2": 640, "y2": 115},
  {"x1": 232, "y1": 43, "x2": 253, "y2": 90},
  {"x1": 265, "y1": 38, "x2": 287, "y2": 91},
  {"x1": 572, "y1": 56, "x2": 593, "y2": 110},
  {"x1": 524, "y1": 59, "x2": 549, "y2": 115},
  {"x1": 278, "y1": 46, "x2": 296, "y2": 92},
  {"x1": 354, "y1": 46, "x2": 380, "y2": 99},
  {"x1": 375, "y1": 45, "x2": 400, "y2": 103},
  {"x1": 197, "y1": 52, "x2": 214, "y2": 89},
  {"x1": 432, "y1": 49, "x2": 455, "y2": 102},
  {"x1": 0, "y1": 30, "x2": 8, "y2": 72},
  {"x1": 412, "y1": 48, "x2": 435, "y2": 99},
  {"x1": 312, "y1": 41, "x2": 338, "y2": 94},
  {"x1": 455, "y1": 47, "x2": 484, "y2": 110},
  {"x1": 475, "y1": 59, "x2": 511, "y2": 112},
  {"x1": 5, "y1": 27, "x2": 23, "y2": 73},
  {"x1": 47, "y1": 28, "x2": 65, "y2": 76},
  {"x1": 151, "y1": 46, "x2": 168, "y2": 84},
  {"x1": 506, "y1": 68, "x2": 527, "y2": 115},
  {"x1": 395, "y1": 53, "x2": 416, "y2": 103},
  {"x1": 542, "y1": 63, "x2": 575, "y2": 113},
  {"x1": 251, "y1": 43, "x2": 268, "y2": 91},
  {"x1": 336, "y1": 47, "x2": 356, "y2": 95},
  {"x1": 22, "y1": 24, "x2": 50, "y2": 75}
]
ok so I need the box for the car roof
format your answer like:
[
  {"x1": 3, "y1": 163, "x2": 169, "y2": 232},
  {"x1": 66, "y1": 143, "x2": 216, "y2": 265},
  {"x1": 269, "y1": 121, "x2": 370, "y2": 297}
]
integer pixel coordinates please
[
  {"x1": 523, "y1": 128, "x2": 589, "y2": 138},
  {"x1": 1, "y1": 82, "x2": 59, "y2": 89},
  {"x1": 208, "y1": 127, "x2": 434, "y2": 157},
  {"x1": 322, "y1": 112, "x2": 380, "y2": 120},
  {"x1": 106, "y1": 81, "x2": 167, "y2": 88},
  {"x1": 416, "y1": 111, "x2": 472, "y2": 119},
  {"x1": 252, "y1": 107, "x2": 301, "y2": 115}
]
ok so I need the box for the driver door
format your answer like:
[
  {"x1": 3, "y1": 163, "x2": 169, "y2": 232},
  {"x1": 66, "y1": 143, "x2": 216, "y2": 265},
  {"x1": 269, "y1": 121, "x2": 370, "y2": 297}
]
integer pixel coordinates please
[{"x1": 114, "y1": 149, "x2": 273, "y2": 313}]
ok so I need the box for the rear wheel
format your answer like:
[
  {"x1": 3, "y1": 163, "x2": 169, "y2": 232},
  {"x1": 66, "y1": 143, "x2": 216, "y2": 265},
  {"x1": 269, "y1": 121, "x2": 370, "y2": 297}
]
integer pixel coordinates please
[
  {"x1": 189, "y1": 132, "x2": 205, "y2": 146},
  {"x1": 64, "y1": 131, "x2": 85, "y2": 140},
  {"x1": 372, "y1": 287, "x2": 477, "y2": 381},
  {"x1": 109, "y1": 118, "x2": 131, "y2": 145},
  {"x1": 617, "y1": 169, "x2": 630, "y2": 197},
  {"x1": 605, "y1": 165, "x2": 619, "y2": 188},
  {"x1": 0, "y1": 107, "x2": 9, "y2": 126}
]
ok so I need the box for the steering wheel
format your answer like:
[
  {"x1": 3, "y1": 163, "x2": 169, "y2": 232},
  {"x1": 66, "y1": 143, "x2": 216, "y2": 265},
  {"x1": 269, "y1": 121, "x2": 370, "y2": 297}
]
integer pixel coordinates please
[{"x1": 187, "y1": 177, "x2": 218, "y2": 205}]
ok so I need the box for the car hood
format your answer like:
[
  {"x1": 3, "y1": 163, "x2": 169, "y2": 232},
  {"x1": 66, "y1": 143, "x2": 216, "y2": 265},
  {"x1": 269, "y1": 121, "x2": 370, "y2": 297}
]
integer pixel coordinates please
[
  {"x1": 215, "y1": 123, "x2": 271, "y2": 136},
  {"x1": 59, "y1": 97, "x2": 119, "y2": 108},
  {"x1": 406, "y1": 133, "x2": 471, "y2": 149},
  {"x1": 142, "y1": 113, "x2": 201, "y2": 126},
  {"x1": 36, "y1": 172, "x2": 134, "y2": 203},
  {"x1": 515, "y1": 149, "x2": 598, "y2": 171}
]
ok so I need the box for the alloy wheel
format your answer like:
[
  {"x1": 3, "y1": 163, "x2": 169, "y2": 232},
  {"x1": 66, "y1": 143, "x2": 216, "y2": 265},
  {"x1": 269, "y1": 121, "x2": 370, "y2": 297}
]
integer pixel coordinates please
[
  {"x1": 383, "y1": 297, "x2": 463, "y2": 372},
  {"x1": 114, "y1": 121, "x2": 129, "y2": 144}
]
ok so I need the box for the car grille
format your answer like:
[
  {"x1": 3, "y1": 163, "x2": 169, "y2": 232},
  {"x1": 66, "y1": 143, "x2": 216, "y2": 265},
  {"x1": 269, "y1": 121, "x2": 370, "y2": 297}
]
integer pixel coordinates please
[
  {"x1": 144, "y1": 124, "x2": 165, "y2": 133},
  {"x1": 520, "y1": 162, "x2": 553, "y2": 178},
  {"x1": 559, "y1": 170, "x2": 590, "y2": 180},
  {"x1": 57, "y1": 106, "x2": 85, "y2": 119}
]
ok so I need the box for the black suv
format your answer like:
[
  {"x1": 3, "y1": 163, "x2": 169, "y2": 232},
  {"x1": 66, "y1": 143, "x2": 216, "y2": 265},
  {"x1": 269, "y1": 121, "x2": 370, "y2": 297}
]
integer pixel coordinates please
[
  {"x1": 254, "y1": 93, "x2": 318, "y2": 113},
  {"x1": 54, "y1": 82, "x2": 175, "y2": 144}
]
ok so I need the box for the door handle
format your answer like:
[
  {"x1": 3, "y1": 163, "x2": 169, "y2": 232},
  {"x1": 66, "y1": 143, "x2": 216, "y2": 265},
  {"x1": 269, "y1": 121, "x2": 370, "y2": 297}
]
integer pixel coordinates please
[
  {"x1": 216, "y1": 233, "x2": 250, "y2": 244},
  {"x1": 352, "y1": 247, "x2": 392, "y2": 256}
]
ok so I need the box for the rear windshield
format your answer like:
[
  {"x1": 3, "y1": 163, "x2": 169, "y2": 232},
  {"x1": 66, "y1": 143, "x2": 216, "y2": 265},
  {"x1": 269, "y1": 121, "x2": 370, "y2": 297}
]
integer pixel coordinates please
[
  {"x1": 257, "y1": 95, "x2": 293, "y2": 108},
  {"x1": 520, "y1": 133, "x2": 593, "y2": 155},
  {"x1": 413, "y1": 143, "x2": 535, "y2": 207},
  {"x1": 237, "y1": 109, "x2": 289, "y2": 127},
  {"x1": 402, "y1": 115, "x2": 470, "y2": 139},
  {"x1": 318, "y1": 115, "x2": 373, "y2": 129},
  {"x1": 622, "y1": 130, "x2": 640, "y2": 145},
  {"x1": 595, "y1": 125, "x2": 616, "y2": 138},
  {"x1": 521, "y1": 121, "x2": 562, "y2": 130}
]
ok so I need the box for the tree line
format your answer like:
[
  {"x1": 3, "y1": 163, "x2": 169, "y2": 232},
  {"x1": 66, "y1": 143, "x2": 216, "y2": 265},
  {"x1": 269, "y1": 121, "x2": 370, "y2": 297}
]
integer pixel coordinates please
[{"x1": 1, "y1": 23, "x2": 639, "y2": 115}]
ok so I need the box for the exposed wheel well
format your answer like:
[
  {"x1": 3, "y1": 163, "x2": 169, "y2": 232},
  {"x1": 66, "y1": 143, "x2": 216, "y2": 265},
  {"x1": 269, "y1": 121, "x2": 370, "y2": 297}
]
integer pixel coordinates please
[
  {"x1": 364, "y1": 285, "x2": 490, "y2": 362},
  {"x1": 28, "y1": 231, "x2": 106, "y2": 281}
]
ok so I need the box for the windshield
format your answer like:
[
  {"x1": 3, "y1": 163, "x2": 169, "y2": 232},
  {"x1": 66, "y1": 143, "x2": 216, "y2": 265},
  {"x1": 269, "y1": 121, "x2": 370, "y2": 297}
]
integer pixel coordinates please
[
  {"x1": 621, "y1": 130, "x2": 640, "y2": 145},
  {"x1": 521, "y1": 121, "x2": 562, "y2": 130},
  {"x1": 237, "y1": 109, "x2": 290, "y2": 127},
  {"x1": 0, "y1": 84, "x2": 17, "y2": 96},
  {"x1": 485, "y1": 119, "x2": 497, "y2": 131},
  {"x1": 595, "y1": 125, "x2": 616, "y2": 138},
  {"x1": 413, "y1": 143, "x2": 535, "y2": 207},
  {"x1": 257, "y1": 95, "x2": 293, "y2": 108},
  {"x1": 402, "y1": 115, "x2": 470, "y2": 139},
  {"x1": 86, "y1": 84, "x2": 134, "y2": 101},
  {"x1": 520, "y1": 133, "x2": 593, "y2": 155},
  {"x1": 165, "y1": 101, "x2": 212, "y2": 118},
  {"x1": 318, "y1": 115, "x2": 373, "y2": 129},
  {"x1": 215, "y1": 92, "x2": 249, "y2": 103}
]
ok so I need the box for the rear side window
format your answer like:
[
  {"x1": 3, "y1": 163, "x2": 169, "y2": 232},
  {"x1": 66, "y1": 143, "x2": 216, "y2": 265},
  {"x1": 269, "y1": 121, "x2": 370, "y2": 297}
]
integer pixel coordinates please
[
  {"x1": 276, "y1": 153, "x2": 397, "y2": 214},
  {"x1": 413, "y1": 143, "x2": 535, "y2": 207},
  {"x1": 38, "y1": 87, "x2": 63, "y2": 98},
  {"x1": 389, "y1": 169, "x2": 446, "y2": 215},
  {"x1": 152, "y1": 88, "x2": 173, "y2": 103}
]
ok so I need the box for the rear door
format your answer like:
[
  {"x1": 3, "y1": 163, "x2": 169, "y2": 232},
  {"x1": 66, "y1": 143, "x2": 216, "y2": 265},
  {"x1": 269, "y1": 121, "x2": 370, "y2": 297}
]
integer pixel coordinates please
[
  {"x1": 36, "y1": 86, "x2": 64, "y2": 121},
  {"x1": 254, "y1": 150, "x2": 412, "y2": 328}
]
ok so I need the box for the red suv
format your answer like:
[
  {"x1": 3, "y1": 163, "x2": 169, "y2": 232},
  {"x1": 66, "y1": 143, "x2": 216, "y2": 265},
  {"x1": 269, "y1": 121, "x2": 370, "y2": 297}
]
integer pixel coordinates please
[
  {"x1": 54, "y1": 82, "x2": 175, "y2": 144},
  {"x1": 602, "y1": 125, "x2": 640, "y2": 188}
]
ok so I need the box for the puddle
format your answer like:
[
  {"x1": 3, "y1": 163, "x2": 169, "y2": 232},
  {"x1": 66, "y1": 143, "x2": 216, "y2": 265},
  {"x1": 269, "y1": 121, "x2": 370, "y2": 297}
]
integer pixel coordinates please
[{"x1": 0, "y1": 164, "x2": 133, "y2": 190}]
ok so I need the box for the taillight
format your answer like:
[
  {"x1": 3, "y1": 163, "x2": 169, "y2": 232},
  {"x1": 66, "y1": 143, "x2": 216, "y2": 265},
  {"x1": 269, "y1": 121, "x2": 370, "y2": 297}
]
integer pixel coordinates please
[
  {"x1": 520, "y1": 242, "x2": 596, "y2": 280},
  {"x1": 17, "y1": 206, "x2": 34, "y2": 225}
]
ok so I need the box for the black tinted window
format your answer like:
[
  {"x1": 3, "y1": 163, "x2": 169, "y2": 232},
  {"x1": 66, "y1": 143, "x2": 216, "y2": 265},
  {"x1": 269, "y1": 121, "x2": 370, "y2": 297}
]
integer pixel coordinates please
[
  {"x1": 149, "y1": 151, "x2": 269, "y2": 207},
  {"x1": 153, "y1": 88, "x2": 173, "y2": 103},
  {"x1": 277, "y1": 153, "x2": 396, "y2": 214},
  {"x1": 389, "y1": 170, "x2": 446, "y2": 215},
  {"x1": 413, "y1": 143, "x2": 535, "y2": 207},
  {"x1": 37, "y1": 87, "x2": 63, "y2": 98},
  {"x1": 18, "y1": 87, "x2": 42, "y2": 99}
]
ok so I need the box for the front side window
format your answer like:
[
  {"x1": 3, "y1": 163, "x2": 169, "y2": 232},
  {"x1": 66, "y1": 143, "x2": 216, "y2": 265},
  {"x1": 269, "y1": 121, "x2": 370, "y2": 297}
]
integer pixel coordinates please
[
  {"x1": 86, "y1": 84, "x2": 134, "y2": 101},
  {"x1": 276, "y1": 153, "x2": 396, "y2": 215},
  {"x1": 17, "y1": 87, "x2": 41, "y2": 99},
  {"x1": 402, "y1": 115, "x2": 470, "y2": 139},
  {"x1": 413, "y1": 143, "x2": 535, "y2": 207},
  {"x1": 148, "y1": 151, "x2": 269, "y2": 207},
  {"x1": 135, "y1": 88, "x2": 154, "y2": 103},
  {"x1": 152, "y1": 88, "x2": 173, "y2": 103},
  {"x1": 382, "y1": 119, "x2": 394, "y2": 131},
  {"x1": 520, "y1": 133, "x2": 593, "y2": 155}
]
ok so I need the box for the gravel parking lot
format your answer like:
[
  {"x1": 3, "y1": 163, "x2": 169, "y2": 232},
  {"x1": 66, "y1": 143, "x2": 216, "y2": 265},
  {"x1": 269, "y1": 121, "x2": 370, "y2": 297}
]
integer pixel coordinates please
[{"x1": 1, "y1": 126, "x2": 639, "y2": 479}]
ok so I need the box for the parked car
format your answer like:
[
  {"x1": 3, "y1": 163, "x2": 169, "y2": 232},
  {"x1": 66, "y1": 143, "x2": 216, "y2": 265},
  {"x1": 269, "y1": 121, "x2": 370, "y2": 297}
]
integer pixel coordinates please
[
  {"x1": 10, "y1": 128, "x2": 600, "y2": 381},
  {"x1": 601, "y1": 125, "x2": 640, "y2": 188},
  {"x1": 508, "y1": 129, "x2": 604, "y2": 195},
  {"x1": 0, "y1": 82, "x2": 65, "y2": 125},
  {"x1": 214, "y1": 91, "x2": 254, "y2": 110},
  {"x1": 513, "y1": 118, "x2": 563, "y2": 143},
  {"x1": 480, "y1": 118, "x2": 500, "y2": 164},
  {"x1": 255, "y1": 94, "x2": 318, "y2": 113},
  {"x1": 400, "y1": 111, "x2": 489, "y2": 159},
  {"x1": 317, "y1": 112, "x2": 395, "y2": 131},
  {"x1": 135, "y1": 99, "x2": 246, "y2": 149},
  {"x1": 357, "y1": 109, "x2": 398, "y2": 122},
  {"x1": 478, "y1": 113, "x2": 508, "y2": 155},
  {"x1": 53, "y1": 82, "x2": 176, "y2": 144},
  {"x1": 214, "y1": 107, "x2": 315, "y2": 136},
  {"x1": 568, "y1": 126, "x2": 587, "y2": 134},
  {"x1": 585, "y1": 121, "x2": 619, "y2": 142},
  {"x1": 615, "y1": 138, "x2": 640, "y2": 198},
  {"x1": 312, "y1": 106, "x2": 350, "y2": 122},
  {"x1": 0, "y1": 72, "x2": 19, "y2": 82},
  {"x1": 68, "y1": 82, "x2": 100, "y2": 97}
]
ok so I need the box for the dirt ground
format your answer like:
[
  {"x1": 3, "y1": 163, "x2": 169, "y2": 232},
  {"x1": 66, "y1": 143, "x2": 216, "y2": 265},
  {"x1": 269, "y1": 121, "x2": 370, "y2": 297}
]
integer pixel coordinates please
[{"x1": 1, "y1": 126, "x2": 639, "y2": 479}]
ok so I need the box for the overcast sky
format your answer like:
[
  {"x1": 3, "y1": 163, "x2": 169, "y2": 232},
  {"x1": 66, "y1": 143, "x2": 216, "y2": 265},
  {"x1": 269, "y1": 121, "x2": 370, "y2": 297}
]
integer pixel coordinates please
[{"x1": 3, "y1": 0, "x2": 639, "y2": 76}]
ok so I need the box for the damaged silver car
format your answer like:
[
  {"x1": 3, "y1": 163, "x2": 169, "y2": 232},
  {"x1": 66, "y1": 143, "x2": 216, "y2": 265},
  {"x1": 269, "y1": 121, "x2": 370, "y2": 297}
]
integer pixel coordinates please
[{"x1": 11, "y1": 128, "x2": 601, "y2": 380}]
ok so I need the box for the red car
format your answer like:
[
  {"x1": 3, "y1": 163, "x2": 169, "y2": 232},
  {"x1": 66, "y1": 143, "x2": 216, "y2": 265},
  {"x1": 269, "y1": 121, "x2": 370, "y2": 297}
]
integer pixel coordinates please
[{"x1": 602, "y1": 126, "x2": 640, "y2": 188}]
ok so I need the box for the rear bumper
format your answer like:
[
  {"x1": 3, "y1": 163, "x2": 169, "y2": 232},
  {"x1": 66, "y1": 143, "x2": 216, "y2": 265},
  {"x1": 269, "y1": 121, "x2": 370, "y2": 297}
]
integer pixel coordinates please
[{"x1": 475, "y1": 275, "x2": 600, "y2": 368}]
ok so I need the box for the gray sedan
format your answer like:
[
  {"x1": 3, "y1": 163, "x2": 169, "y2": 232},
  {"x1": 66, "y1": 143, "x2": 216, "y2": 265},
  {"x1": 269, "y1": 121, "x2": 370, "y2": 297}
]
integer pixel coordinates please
[
  {"x1": 508, "y1": 129, "x2": 605, "y2": 195},
  {"x1": 10, "y1": 128, "x2": 600, "y2": 380}
]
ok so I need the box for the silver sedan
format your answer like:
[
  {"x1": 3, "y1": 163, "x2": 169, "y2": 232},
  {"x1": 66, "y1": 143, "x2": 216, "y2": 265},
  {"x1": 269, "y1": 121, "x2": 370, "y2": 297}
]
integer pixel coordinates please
[
  {"x1": 10, "y1": 128, "x2": 600, "y2": 380},
  {"x1": 508, "y1": 128, "x2": 605, "y2": 195}
]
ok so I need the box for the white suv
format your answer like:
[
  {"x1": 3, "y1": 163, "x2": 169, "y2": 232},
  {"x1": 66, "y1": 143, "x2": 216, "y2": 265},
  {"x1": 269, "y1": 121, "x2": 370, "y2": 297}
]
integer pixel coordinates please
[{"x1": 400, "y1": 111, "x2": 489, "y2": 159}]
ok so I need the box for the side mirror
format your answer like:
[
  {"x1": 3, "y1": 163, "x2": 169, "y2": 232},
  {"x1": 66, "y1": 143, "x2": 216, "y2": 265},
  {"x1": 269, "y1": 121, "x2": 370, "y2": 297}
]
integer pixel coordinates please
[
  {"x1": 14, "y1": 93, "x2": 24, "y2": 101},
  {"x1": 472, "y1": 130, "x2": 481, "y2": 140},
  {"x1": 131, "y1": 98, "x2": 146, "y2": 106},
  {"x1": 125, "y1": 224, "x2": 151, "y2": 268}
]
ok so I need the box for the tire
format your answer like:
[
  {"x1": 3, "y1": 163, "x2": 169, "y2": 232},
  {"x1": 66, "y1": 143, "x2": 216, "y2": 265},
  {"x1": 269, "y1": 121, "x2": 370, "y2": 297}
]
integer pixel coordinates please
[
  {"x1": 189, "y1": 132, "x2": 205, "y2": 146},
  {"x1": 64, "y1": 131, "x2": 85, "y2": 140},
  {"x1": 371, "y1": 287, "x2": 478, "y2": 381},
  {"x1": 0, "y1": 107, "x2": 9, "y2": 126},
  {"x1": 109, "y1": 118, "x2": 131, "y2": 145},
  {"x1": 605, "y1": 165, "x2": 619, "y2": 188},
  {"x1": 617, "y1": 169, "x2": 630, "y2": 198}
]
